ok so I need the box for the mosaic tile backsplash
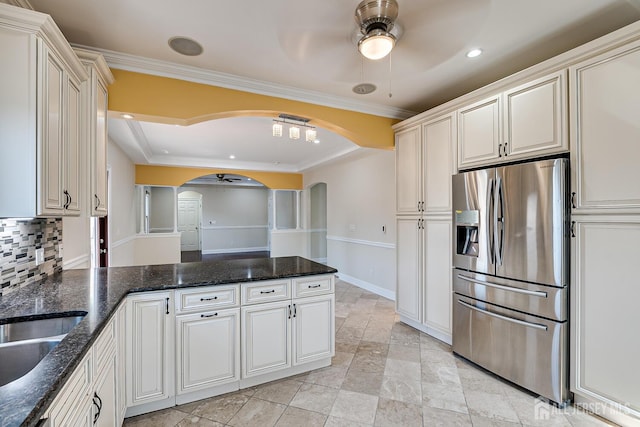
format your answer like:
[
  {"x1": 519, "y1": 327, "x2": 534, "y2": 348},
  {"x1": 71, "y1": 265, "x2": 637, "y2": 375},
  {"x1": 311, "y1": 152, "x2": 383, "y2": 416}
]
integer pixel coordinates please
[{"x1": 0, "y1": 218, "x2": 62, "y2": 296}]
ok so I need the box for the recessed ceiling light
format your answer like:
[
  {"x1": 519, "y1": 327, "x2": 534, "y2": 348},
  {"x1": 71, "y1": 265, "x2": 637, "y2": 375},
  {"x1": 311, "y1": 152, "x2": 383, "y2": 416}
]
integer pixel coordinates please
[
  {"x1": 314, "y1": 139, "x2": 320, "y2": 144},
  {"x1": 122, "y1": 113, "x2": 134, "y2": 119},
  {"x1": 466, "y1": 48, "x2": 483, "y2": 58},
  {"x1": 168, "y1": 36, "x2": 203, "y2": 56},
  {"x1": 229, "y1": 155, "x2": 235, "y2": 159},
  {"x1": 162, "y1": 149, "x2": 169, "y2": 154}
]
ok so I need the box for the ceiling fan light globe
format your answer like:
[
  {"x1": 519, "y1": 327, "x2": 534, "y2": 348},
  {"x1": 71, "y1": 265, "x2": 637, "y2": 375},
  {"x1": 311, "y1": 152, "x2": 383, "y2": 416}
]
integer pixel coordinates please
[{"x1": 358, "y1": 31, "x2": 395, "y2": 60}]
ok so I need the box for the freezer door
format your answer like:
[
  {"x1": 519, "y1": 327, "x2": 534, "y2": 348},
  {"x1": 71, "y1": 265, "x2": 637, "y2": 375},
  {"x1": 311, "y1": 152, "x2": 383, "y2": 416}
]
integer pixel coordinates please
[
  {"x1": 452, "y1": 168, "x2": 494, "y2": 274},
  {"x1": 495, "y1": 158, "x2": 568, "y2": 287}
]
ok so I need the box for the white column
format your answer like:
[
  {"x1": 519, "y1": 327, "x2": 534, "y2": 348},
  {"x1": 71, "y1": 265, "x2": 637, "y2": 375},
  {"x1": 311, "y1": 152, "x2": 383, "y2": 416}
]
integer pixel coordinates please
[
  {"x1": 296, "y1": 190, "x2": 302, "y2": 230},
  {"x1": 173, "y1": 187, "x2": 178, "y2": 233}
]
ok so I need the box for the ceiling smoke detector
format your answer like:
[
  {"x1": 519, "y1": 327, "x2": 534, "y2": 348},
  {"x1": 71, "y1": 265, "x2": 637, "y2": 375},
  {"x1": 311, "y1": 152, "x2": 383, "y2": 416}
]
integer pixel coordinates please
[
  {"x1": 355, "y1": 0, "x2": 399, "y2": 60},
  {"x1": 168, "y1": 36, "x2": 204, "y2": 56},
  {"x1": 352, "y1": 83, "x2": 377, "y2": 95}
]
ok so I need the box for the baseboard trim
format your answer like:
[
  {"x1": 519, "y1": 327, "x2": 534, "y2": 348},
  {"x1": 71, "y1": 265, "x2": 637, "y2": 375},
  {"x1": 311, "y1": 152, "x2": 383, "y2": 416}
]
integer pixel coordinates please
[
  {"x1": 336, "y1": 273, "x2": 395, "y2": 301},
  {"x1": 201, "y1": 247, "x2": 269, "y2": 255}
]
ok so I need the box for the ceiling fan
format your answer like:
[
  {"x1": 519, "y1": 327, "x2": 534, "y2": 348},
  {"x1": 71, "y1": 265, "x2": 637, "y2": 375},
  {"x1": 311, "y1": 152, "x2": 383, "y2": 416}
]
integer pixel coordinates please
[{"x1": 216, "y1": 174, "x2": 241, "y2": 183}]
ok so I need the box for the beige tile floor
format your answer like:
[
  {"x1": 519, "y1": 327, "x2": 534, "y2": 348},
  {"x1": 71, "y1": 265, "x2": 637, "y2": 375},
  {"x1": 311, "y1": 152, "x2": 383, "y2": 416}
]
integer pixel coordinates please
[{"x1": 124, "y1": 280, "x2": 615, "y2": 427}]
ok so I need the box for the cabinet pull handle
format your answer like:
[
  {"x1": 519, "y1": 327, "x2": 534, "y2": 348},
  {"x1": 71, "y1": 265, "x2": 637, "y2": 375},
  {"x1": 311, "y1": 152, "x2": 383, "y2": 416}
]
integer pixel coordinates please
[
  {"x1": 260, "y1": 289, "x2": 275, "y2": 294},
  {"x1": 571, "y1": 221, "x2": 576, "y2": 238},
  {"x1": 293, "y1": 304, "x2": 297, "y2": 318},
  {"x1": 200, "y1": 296, "x2": 218, "y2": 301},
  {"x1": 95, "y1": 194, "x2": 101, "y2": 210},
  {"x1": 201, "y1": 313, "x2": 218, "y2": 318},
  {"x1": 92, "y1": 392, "x2": 102, "y2": 424},
  {"x1": 63, "y1": 190, "x2": 70, "y2": 209},
  {"x1": 503, "y1": 142, "x2": 508, "y2": 156},
  {"x1": 165, "y1": 297, "x2": 170, "y2": 315},
  {"x1": 571, "y1": 192, "x2": 577, "y2": 209},
  {"x1": 288, "y1": 304, "x2": 292, "y2": 319},
  {"x1": 308, "y1": 284, "x2": 322, "y2": 289},
  {"x1": 498, "y1": 143, "x2": 503, "y2": 157}
]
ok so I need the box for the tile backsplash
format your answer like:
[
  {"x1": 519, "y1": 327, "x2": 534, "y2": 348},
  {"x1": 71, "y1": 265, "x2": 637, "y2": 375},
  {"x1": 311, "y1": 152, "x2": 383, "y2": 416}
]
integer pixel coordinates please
[{"x1": 0, "y1": 218, "x2": 62, "y2": 296}]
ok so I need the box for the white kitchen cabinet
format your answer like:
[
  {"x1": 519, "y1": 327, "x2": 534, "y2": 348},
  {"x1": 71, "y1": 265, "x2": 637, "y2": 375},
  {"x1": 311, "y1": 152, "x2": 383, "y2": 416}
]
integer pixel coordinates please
[
  {"x1": 125, "y1": 291, "x2": 175, "y2": 414},
  {"x1": 116, "y1": 303, "x2": 127, "y2": 424},
  {"x1": 241, "y1": 300, "x2": 292, "y2": 378},
  {"x1": 293, "y1": 294, "x2": 335, "y2": 365},
  {"x1": 45, "y1": 352, "x2": 92, "y2": 427},
  {"x1": 569, "y1": 41, "x2": 640, "y2": 214},
  {"x1": 570, "y1": 217, "x2": 640, "y2": 425},
  {"x1": 458, "y1": 70, "x2": 567, "y2": 170},
  {"x1": 176, "y1": 308, "x2": 240, "y2": 395},
  {"x1": 458, "y1": 94, "x2": 502, "y2": 168},
  {"x1": 396, "y1": 125, "x2": 423, "y2": 214},
  {"x1": 422, "y1": 217, "x2": 452, "y2": 338},
  {"x1": 93, "y1": 348, "x2": 117, "y2": 427},
  {"x1": 0, "y1": 5, "x2": 87, "y2": 217},
  {"x1": 396, "y1": 113, "x2": 456, "y2": 216},
  {"x1": 74, "y1": 48, "x2": 114, "y2": 217},
  {"x1": 396, "y1": 216, "x2": 423, "y2": 323}
]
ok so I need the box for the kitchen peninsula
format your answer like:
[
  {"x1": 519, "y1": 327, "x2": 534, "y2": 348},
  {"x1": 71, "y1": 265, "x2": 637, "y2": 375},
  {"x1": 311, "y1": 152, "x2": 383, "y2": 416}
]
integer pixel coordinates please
[{"x1": 0, "y1": 256, "x2": 337, "y2": 427}]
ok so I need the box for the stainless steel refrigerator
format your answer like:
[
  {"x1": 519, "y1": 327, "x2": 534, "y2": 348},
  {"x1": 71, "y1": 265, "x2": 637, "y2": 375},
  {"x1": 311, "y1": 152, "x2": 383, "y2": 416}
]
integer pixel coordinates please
[{"x1": 452, "y1": 157, "x2": 569, "y2": 405}]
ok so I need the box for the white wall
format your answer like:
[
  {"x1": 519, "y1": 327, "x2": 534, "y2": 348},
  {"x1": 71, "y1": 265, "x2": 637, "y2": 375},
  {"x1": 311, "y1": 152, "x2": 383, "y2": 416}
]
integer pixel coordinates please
[
  {"x1": 179, "y1": 185, "x2": 268, "y2": 254},
  {"x1": 62, "y1": 216, "x2": 91, "y2": 269},
  {"x1": 304, "y1": 148, "x2": 396, "y2": 299},
  {"x1": 107, "y1": 139, "x2": 138, "y2": 267}
]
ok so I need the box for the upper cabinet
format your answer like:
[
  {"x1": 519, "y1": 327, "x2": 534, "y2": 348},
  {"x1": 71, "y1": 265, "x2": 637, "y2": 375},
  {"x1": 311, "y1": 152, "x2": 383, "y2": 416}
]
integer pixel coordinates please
[
  {"x1": 74, "y1": 48, "x2": 114, "y2": 217},
  {"x1": 458, "y1": 70, "x2": 568, "y2": 170},
  {"x1": 0, "y1": 4, "x2": 88, "y2": 218},
  {"x1": 396, "y1": 112, "x2": 456, "y2": 215},
  {"x1": 569, "y1": 40, "x2": 640, "y2": 214}
]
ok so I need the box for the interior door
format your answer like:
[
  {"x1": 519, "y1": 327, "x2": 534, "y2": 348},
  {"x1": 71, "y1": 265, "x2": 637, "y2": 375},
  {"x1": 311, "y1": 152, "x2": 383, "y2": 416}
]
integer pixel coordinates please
[
  {"x1": 98, "y1": 216, "x2": 108, "y2": 267},
  {"x1": 178, "y1": 198, "x2": 200, "y2": 252}
]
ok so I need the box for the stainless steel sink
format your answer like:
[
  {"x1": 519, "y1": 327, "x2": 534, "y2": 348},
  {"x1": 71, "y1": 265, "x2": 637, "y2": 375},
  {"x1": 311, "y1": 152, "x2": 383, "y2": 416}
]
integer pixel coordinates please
[
  {"x1": 0, "y1": 339, "x2": 61, "y2": 387},
  {"x1": 0, "y1": 313, "x2": 86, "y2": 387},
  {"x1": 0, "y1": 314, "x2": 85, "y2": 344}
]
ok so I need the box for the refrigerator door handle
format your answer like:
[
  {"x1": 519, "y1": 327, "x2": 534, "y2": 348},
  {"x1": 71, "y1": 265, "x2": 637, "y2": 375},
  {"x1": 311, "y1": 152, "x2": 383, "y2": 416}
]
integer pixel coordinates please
[
  {"x1": 457, "y1": 299, "x2": 548, "y2": 331},
  {"x1": 487, "y1": 178, "x2": 495, "y2": 265},
  {"x1": 456, "y1": 274, "x2": 548, "y2": 298},
  {"x1": 495, "y1": 177, "x2": 505, "y2": 266}
]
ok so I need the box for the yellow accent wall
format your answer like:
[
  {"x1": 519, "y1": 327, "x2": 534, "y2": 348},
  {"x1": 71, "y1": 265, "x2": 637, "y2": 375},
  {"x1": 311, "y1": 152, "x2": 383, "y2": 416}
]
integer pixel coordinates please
[
  {"x1": 136, "y1": 165, "x2": 302, "y2": 190},
  {"x1": 108, "y1": 69, "x2": 397, "y2": 150}
]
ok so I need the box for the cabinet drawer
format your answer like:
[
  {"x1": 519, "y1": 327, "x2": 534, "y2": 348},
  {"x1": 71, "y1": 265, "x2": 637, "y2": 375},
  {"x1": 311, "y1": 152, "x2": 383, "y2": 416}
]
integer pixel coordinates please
[
  {"x1": 176, "y1": 285, "x2": 239, "y2": 313},
  {"x1": 292, "y1": 276, "x2": 333, "y2": 298},
  {"x1": 242, "y1": 280, "x2": 291, "y2": 305},
  {"x1": 93, "y1": 316, "x2": 116, "y2": 377},
  {"x1": 47, "y1": 352, "x2": 92, "y2": 426}
]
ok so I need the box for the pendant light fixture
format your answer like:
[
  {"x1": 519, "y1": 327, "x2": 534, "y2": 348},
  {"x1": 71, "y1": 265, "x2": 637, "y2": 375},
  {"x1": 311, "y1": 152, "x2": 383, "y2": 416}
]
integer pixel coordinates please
[{"x1": 272, "y1": 114, "x2": 318, "y2": 143}]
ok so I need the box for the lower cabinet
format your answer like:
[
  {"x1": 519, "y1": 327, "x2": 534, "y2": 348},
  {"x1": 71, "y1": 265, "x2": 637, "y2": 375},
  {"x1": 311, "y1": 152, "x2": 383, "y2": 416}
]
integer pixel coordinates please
[
  {"x1": 125, "y1": 291, "x2": 175, "y2": 415},
  {"x1": 293, "y1": 294, "x2": 335, "y2": 366},
  {"x1": 176, "y1": 308, "x2": 240, "y2": 395},
  {"x1": 571, "y1": 217, "x2": 640, "y2": 425},
  {"x1": 45, "y1": 305, "x2": 121, "y2": 427},
  {"x1": 396, "y1": 216, "x2": 452, "y2": 344}
]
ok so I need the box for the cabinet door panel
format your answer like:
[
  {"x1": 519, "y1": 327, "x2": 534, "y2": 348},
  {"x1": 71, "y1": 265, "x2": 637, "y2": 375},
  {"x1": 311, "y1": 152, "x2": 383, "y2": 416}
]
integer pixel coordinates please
[
  {"x1": 505, "y1": 70, "x2": 567, "y2": 159},
  {"x1": 423, "y1": 113, "x2": 455, "y2": 213},
  {"x1": 570, "y1": 43, "x2": 640, "y2": 212},
  {"x1": 65, "y1": 75, "x2": 81, "y2": 213},
  {"x1": 94, "y1": 351, "x2": 117, "y2": 427},
  {"x1": 242, "y1": 301, "x2": 291, "y2": 378},
  {"x1": 396, "y1": 217, "x2": 422, "y2": 322},
  {"x1": 176, "y1": 309, "x2": 239, "y2": 394},
  {"x1": 126, "y1": 293, "x2": 174, "y2": 406},
  {"x1": 293, "y1": 295, "x2": 334, "y2": 365},
  {"x1": 458, "y1": 95, "x2": 501, "y2": 168},
  {"x1": 41, "y1": 48, "x2": 65, "y2": 214},
  {"x1": 396, "y1": 126, "x2": 422, "y2": 214},
  {"x1": 423, "y1": 218, "x2": 452, "y2": 335},
  {"x1": 571, "y1": 219, "x2": 640, "y2": 415}
]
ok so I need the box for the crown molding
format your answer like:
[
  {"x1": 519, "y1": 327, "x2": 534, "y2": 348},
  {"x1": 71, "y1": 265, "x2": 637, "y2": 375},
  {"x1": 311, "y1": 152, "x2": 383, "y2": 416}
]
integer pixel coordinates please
[{"x1": 72, "y1": 44, "x2": 417, "y2": 120}]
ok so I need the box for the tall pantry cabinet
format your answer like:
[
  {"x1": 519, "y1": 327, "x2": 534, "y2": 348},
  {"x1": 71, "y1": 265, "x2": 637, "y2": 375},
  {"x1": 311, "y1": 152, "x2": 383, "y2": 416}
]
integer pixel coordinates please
[
  {"x1": 568, "y1": 38, "x2": 640, "y2": 425},
  {"x1": 395, "y1": 112, "x2": 456, "y2": 344}
]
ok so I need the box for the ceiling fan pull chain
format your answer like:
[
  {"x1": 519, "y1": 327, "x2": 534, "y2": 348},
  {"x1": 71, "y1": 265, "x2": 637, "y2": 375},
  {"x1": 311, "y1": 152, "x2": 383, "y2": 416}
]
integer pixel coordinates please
[{"x1": 388, "y1": 53, "x2": 393, "y2": 98}]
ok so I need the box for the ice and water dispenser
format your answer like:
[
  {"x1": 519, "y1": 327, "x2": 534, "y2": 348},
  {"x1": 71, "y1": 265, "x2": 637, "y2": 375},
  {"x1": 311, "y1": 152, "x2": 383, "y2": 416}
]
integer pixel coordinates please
[{"x1": 455, "y1": 210, "x2": 479, "y2": 257}]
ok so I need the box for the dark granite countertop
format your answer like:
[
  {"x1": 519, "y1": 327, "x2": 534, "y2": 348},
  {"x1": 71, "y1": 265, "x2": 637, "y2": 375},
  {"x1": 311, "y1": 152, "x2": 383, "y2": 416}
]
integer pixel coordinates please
[{"x1": 0, "y1": 256, "x2": 337, "y2": 427}]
